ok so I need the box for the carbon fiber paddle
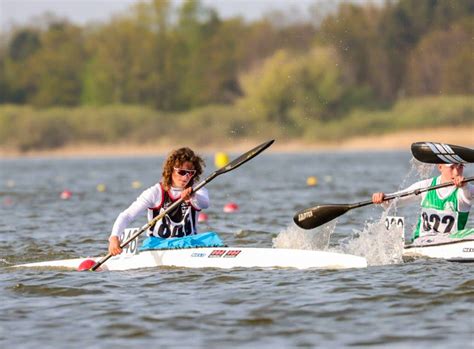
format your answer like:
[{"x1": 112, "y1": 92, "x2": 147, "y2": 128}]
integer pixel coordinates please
[{"x1": 293, "y1": 177, "x2": 474, "y2": 230}]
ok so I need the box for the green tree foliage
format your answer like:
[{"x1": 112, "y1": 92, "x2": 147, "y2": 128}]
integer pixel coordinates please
[
  {"x1": 8, "y1": 29, "x2": 41, "y2": 61},
  {"x1": 321, "y1": 0, "x2": 474, "y2": 102},
  {"x1": 81, "y1": 0, "x2": 244, "y2": 110},
  {"x1": 2, "y1": 28, "x2": 41, "y2": 103},
  {"x1": 405, "y1": 19, "x2": 474, "y2": 95},
  {"x1": 82, "y1": 17, "x2": 159, "y2": 106},
  {"x1": 320, "y1": 4, "x2": 379, "y2": 87},
  {"x1": 0, "y1": 45, "x2": 12, "y2": 103},
  {"x1": 239, "y1": 47, "x2": 366, "y2": 135},
  {"x1": 5, "y1": 22, "x2": 86, "y2": 106},
  {"x1": 1, "y1": 95, "x2": 471, "y2": 151},
  {"x1": 0, "y1": 105, "x2": 74, "y2": 151},
  {"x1": 0, "y1": 0, "x2": 472, "y2": 151}
]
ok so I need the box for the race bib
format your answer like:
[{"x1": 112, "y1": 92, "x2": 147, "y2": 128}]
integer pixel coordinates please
[
  {"x1": 153, "y1": 211, "x2": 195, "y2": 238},
  {"x1": 419, "y1": 207, "x2": 458, "y2": 235}
]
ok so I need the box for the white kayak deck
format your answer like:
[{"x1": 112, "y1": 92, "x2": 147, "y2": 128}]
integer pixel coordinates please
[
  {"x1": 385, "y1": 216, "x2": 474, "y2": 262},
  {"x1": 14, "y1": 247, "x2": 368, "y2": 271},
  {"x1": 14, "y1": 240, "x2": 474, "y2": 271},
  {"x1": 402, "y1": 239, "x2": 474, "y2": 262}
]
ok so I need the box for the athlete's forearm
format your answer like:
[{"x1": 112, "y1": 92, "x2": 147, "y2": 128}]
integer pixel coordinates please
[
  {"x1": 110, "y1": 189, "x2": 154, "y2": 237},
  {"x1": 191, "y1": 187, "x2": 209, "y2": 209}
]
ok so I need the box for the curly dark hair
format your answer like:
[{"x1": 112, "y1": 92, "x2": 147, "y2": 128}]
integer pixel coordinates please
[{"x1": 162, "y1": 147, "x2": 205, "y2": 190}]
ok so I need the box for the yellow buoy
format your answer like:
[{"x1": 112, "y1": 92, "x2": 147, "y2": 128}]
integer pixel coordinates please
[
  {"x1": 96, "y1": 184, "x2": 106, "y2": 192},
  {"x1": 214, "y1": 152, "x2": 229, "y2": 168},
  {"x1": 132, "y1": 181, "x2": 142, "y2": 189},
  {"x1": 306, "y1": 176, "x2": 318, "y2": 186}
]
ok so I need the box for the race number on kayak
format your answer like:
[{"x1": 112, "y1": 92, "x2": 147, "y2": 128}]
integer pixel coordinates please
[
  {"x1": 119, "y1": 228, "x2": 140, "y2": 255},
  {"x1": 385, "y1": 216, "x2": 406, "y2": 242}
]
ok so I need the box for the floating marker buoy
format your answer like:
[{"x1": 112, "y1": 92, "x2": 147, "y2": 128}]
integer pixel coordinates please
[
  {"x1": 77, "y1": 259, "x2": 98, "y2": 271},
  {"x1": 306, "y1": 176, "x2": 318, "y2": 186},
  {"x1": 214, "y1": 152, "x2": 229, "y2": 168},
  {"x1": 6, "y1": 180, "x2": 15, "y2": 188},
  {"x1": 132, "y1": 181, "x2": 142, "y2": 189},
  {"x1": 324, "y1": 175, "x2": 333, "y2": 183},
  {"x1": 60, "y1": 190, "x2": 72, "y2": 200},
  {"x1": 96, "y1": 184, "x2": 106, "y2": 192},
  {"x1": 198, "y1": 212, "x2": 209, "y2": 223},
  {"x1": 223, "y1": 202, "x2": 239, "y2": 213}
]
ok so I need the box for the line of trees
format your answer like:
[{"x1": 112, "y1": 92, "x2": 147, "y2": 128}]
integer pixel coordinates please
[{"x1": 0, "y1": 0, "x2": 473, "y2": 151}]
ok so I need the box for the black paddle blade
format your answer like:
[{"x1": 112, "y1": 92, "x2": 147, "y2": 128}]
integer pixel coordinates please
[
  {"x1": 293, "y1": 204, "x2": 352, "y2": 230},
  {"x1": 216, "y1": 140, "x2": 274, "y2": 175},
  {"x1": 411, "y1": 142, "x2": 474, "y2": 164}
]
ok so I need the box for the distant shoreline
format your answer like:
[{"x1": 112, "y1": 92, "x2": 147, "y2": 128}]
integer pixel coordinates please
[{"x1": 1, "y1": 126, "x2": 472, "y2": 159}]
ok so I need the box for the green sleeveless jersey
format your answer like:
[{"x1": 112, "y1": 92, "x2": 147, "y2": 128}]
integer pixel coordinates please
[{"x1": 413, "y1": 177, "x2": 469, "y2": 240}]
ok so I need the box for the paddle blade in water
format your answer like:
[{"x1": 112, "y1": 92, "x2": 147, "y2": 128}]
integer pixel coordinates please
[
  {"x1": 293, "y1": 204, "x2": 352, "y2": 230},
  {"x1": 77, "y1": 259, "x2": 97, "y2": 271}
]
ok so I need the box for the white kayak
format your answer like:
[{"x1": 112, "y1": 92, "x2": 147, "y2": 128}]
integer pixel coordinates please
[
  {"x1": 402, "y1": 238, "x2": 474, "y2": 262},
  {"x1": 385, "y1": 216, "x2": 474, "y2": 262},
  {"x1": 14, "y1": 247, "x2": 367, "y2": 271}
]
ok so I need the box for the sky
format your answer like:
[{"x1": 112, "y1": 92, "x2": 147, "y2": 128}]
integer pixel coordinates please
[{"x1": 0, "y1": 0, "x2": 327, "y2": 30}]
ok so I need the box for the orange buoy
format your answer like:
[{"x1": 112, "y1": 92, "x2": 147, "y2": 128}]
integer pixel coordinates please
[
  {"x1": 198, "y1": 212, "x2": 209, "y2": 223},
  {"x1": 223, "y1": 202, "x2": 239, "y2": 213},
  {"x1": 60, "y1": 190, "x2": 72, "y2": 200}
]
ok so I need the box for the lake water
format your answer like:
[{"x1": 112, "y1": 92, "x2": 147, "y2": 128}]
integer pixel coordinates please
[{"x1": 1, "y1": 150, "x2": 473, "y2": 348}]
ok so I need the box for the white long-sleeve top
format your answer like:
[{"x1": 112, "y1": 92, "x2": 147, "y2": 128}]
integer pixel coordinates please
[
  {"x1": 110, "y1": 184, "x2": 209, "y2": 237},
  {"x1": 383, "y1": 177, "x2": 473, "y2": 212}
]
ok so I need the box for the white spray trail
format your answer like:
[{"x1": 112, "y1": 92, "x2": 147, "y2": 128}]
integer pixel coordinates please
[
  {"x1": 273, "y1": 221, "x2": 335, "y2": 251},
  {"x1": 337, "y1": 213, "x2": 405, "y2": 266}
]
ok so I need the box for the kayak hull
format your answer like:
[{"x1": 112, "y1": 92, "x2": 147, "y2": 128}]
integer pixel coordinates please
[
  {"x1": 14, "y1": 247, "x2": 368, "y2": 271},
  {"x1": 402, "y1": 239, "x2": 474, "y2": 262}
]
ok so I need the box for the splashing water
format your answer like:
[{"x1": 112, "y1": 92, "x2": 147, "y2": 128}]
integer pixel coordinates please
[
  {"x1": 273, "y1": 217, "x2": 403, "y2": 266},
  {"x1": 410, "y1": 158, "x2": 435, "y2": 179},
  {"x1": 272, "y1": 222, "x2": 335, "y2": 250},
  {"x1": 335, "y1": 160, "x2": 435, "y2": 265},
  {"x1": 272, "y1": 158, "x2": 435, "y2": 265},
  {"x1": 0, "y1": 258, "x2": 12, "y2": 265},
  {"x1": 338, "y1": 214, "x2": 405, "y2": 266}
]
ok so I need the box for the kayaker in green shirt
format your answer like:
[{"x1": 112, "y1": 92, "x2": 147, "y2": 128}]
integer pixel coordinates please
[{"x1": 372, "y1": 163, "x2": 473, "y2": 243}]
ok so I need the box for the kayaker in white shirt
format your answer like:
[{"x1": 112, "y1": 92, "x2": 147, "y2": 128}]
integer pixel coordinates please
[{"x1": 108, "y1": 147, "x2": 209, "y2": 256}]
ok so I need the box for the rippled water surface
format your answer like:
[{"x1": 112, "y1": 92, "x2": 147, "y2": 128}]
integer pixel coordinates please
[{"x1": 1, "y1": 151, "x2": 473, "y2": 348}]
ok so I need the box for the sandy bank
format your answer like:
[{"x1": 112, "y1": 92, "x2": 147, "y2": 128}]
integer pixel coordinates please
[{"x1": 1, "y1": 127, "x2": 472, "y2": 158}]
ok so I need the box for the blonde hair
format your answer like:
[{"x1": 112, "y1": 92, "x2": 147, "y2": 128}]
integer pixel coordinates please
[{"x1": 162, "y1": 147, "x2": 205, "y2": 190}]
